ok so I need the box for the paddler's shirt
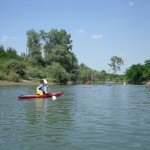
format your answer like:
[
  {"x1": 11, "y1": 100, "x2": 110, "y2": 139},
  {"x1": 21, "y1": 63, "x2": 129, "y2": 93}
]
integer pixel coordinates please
[{"x1": 36, "y1": 84, "x2": 45, "y2": 95}]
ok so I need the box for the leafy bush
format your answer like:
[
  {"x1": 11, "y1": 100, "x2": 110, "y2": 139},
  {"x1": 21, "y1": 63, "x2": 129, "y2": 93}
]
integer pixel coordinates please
[
  {"x1": 0, "y1": 71, "x2": 6, "y2": 80},
  {"x1": 26, "y1": 67, "x2": 46, "y2": 79},
  {"x1": 125, "y1": 64, "x2": 146, "y2": 84},
  {"x1": 7, "y1": 71, "x2": 20, "y2": 82},
  {"x1": 47, "y1": 62, "x2": 70, "y2": 84},
  {"x1": 5, "y1": 59, "x2": 26, "y2": 78}
]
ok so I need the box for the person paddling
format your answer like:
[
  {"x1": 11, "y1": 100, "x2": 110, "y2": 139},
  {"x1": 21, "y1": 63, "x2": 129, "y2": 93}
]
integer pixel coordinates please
[{"x1": 36, "y1": 79, "x2": 48, "y2": 95}]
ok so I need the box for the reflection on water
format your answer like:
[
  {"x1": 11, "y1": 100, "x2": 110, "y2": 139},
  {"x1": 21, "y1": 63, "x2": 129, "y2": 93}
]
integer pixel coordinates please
[
  {"x1": 0, "y1": 85, "x2": 150, "y2": 150},
  {"x1": 34, "y1": 98, "x2": 48, "y2": 127},
  {"x1": 35, "y1": 98, "x2": 48, "y2": 111}
]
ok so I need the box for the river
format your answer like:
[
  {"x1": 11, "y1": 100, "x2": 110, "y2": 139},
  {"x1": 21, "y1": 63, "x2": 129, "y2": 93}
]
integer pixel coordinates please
[{"x1": 0, "y1": 84, "x2": 150, "y2": 150}]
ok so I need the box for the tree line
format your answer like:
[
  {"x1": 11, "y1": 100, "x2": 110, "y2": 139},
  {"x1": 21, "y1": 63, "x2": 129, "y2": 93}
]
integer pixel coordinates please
[
  {"x1": 0, "y1": 28, "x2": 149, "y2": 84},
  {"x1": 125, "y1": 60, "x2": 150, "y2": 84}
]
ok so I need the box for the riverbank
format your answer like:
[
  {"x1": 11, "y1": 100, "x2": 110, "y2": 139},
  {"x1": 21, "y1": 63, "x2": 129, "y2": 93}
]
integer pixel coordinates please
[
  {"x1": 0, "y1": 80, "x2": 57, "y2": 86},
  {"x1": 0, "y1": 80, "x2": 38, "y2": 86},
  {"x1": 0, "y1": 80, "x2": 126, "y2": 86}
]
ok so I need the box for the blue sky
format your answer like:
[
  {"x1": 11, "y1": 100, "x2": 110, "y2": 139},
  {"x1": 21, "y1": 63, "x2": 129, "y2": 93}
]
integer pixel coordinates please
[{"x1": 0, "y1": 0, "x2": 150, "y2": 74}]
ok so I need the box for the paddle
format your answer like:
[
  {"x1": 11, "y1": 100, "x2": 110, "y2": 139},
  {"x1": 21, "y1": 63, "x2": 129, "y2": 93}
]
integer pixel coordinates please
[
  {"x1": 46, "y1": 88, "x2": 57, "y2": 100},
  {"x1": 45, "y1": 92, "x2": 56, "y2": 100}
]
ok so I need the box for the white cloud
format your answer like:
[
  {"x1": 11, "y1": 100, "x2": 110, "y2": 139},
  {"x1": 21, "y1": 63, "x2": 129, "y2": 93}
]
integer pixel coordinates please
[
  {"x1": 1, "y1": 36, "x2": 9, "y2": 42},
  {"x1": 1, "y1": 36, "x2": 17, "y2": 42},
  {"x1": 92, "y1": 34, "x2": 103, "y2": 39},
  {"x1": 129, "y1": 1, "x2": 134, "y2": 6},
  {"x1": 77, "y1": 30, "x2": 84, "y2": 33},
  {"x1": 11, "y1": 37, "x2": 17, "y2": 40}
]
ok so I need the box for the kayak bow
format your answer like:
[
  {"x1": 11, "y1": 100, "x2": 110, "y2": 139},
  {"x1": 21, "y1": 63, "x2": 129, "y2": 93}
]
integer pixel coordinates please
[{"x1": 18, "y1": 91, "x2": 64, "y2": 99}]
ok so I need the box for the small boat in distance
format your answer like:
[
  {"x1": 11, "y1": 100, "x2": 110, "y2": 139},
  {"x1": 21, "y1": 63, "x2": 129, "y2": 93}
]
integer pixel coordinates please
[
  {"x1": 106, "y1": 82, "x2": 113, "y2": 86},
  {"x1": 85, "y1": 81, "x2": 89, "y2": 85}
]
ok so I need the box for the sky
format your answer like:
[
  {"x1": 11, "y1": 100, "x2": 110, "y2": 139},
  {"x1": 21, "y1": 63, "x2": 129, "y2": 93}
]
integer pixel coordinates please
[{"x1": 0, "y1": 0, "x2": 150, "y2": 74}]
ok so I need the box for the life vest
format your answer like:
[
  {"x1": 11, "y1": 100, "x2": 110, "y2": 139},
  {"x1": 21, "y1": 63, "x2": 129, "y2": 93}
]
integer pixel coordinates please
[{"x1": 36, "y1": 84, "x2": 45, "y2": 95}]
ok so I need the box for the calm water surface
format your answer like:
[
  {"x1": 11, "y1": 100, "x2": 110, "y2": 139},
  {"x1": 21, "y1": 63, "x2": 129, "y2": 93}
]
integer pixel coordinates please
[{"x1": 0, "y1": 84, "x2": 150, "y2": 150}]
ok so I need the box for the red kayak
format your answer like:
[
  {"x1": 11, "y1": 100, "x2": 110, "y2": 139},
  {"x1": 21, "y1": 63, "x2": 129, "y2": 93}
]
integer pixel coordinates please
[{"x1": 18, "y1": 91, "x2": 64, "y2": 99}]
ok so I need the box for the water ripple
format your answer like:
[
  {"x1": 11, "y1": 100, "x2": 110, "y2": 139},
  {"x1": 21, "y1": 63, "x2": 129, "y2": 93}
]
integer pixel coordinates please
[{"x1": 0, "y1": 85, "x2": 150, "y2": 150}]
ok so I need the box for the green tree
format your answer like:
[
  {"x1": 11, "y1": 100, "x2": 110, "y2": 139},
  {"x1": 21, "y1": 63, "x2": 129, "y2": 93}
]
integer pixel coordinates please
[
  {"x1": 26, "y1": 29, "x2": 43, "y2": 65},
  {"x1": 5, "y1": 60, "x2": 26, "y2": 78},
  {"x1": 0, "y1": 45, "x2": 6, "y2": 57},
  {"x1": 78, "y1": 63, "x2": 92, "y2": 83},
  {"x1": 40, "y1": 29, "x2": 72, "y2": 54},
  {"x1": 69, "y1": 52, "x2": 79, "y2": 82},
  {"x1": 20, "y1": 52, "x2": 28, "y2": 60},
  {"x1": 108, "y1": 56, "x2": 124, "y2": 74},
  {"x1": 40, "y1": 29, "x2": 73, "y2": 65},
  {"x1": 143, "y1": 59, "x2": 150, "y2": 80},
  {"x1": 7, "y1": 71, "x2": 20, "y2": 82},
  {"x1": 144, "y1": 59, "x2": 150, "y2": 68},
  {"x1": 26, "y1": 67, "x2": 46, "y2": 79},
  {"x1": 40, "y1": 29, "x2": 78, "y2": 82},
  {"x1": 6, "y1": 47, "x2": 18, "y2": 58},
  {"x1": 48, "y1": 62, "x2": 70, "y2": 84},
  {"x1": 125, "y1": 64, "x2": 145, "y2": 84}
]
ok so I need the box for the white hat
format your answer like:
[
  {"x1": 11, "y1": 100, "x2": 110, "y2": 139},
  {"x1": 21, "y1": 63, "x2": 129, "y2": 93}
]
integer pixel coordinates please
[{"x1": 43, "y1": 79, "x2": 48, "y2": 85}]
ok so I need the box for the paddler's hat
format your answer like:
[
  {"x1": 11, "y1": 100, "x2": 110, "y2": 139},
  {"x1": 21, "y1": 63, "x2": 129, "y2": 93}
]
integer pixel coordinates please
[{"x1": 43, "y1": 79, "x2": 48, "y2": 85}]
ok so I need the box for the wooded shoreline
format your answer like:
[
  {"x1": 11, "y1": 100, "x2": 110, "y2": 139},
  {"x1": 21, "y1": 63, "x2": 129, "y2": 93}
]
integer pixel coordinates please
[{"x1": 0, "y1": 80, "x2": 56, "y2": 86}]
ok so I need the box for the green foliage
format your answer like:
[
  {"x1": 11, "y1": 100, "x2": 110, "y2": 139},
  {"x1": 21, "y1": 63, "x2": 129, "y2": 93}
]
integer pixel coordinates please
[
  {"x1": 77, "y1": 63, "x2": 91, "y2": 83},
  {"x1": 40, "y1": 29, "x2": 72, "y2": 54},
  {"x1": 0, "y1": 70, "x2": 6, "y2": 80},
  {"x1": 6, "y1": 47, "x2": 18, "y2": 58},
  {"x1": 26, "y1": 28, "x2": 78, "y2": 83},
  {"x1": 144, "y1": 59, "x2": 150, "y2": 79},
  {"x1": 20, "y1": 52, "x2": 28, "y2": 60},
  {"x1": 0, "y1": 58, "x2": 6, "y2": 71},
  {"x1": 0, "y1": 46, "x2": 22, "y2": 60},
  {"x1": 100, "y1": 70, "x2": 107, "y2": 81},
  {"x1": 143, "y1": 59, "x2": 150, "y2": 81},
  {"x1": 5, "y1": 60, "x2": 26, "y2": 78},
  {"x1": 26, "y1": 29, "x2": 43, "y2": 65},
  {"x1": 0, "y1": 45, "x2": 6, "y2": 57},
  {"x1": 7, "y1": 71, "x2": 20, "y2": 82},
  {"x1": 47, "y1": 62, "x2": 70, "y2": 84},
  {"x1": 108, "y1": 56, "x2": 124, "y2": 74},
  {"x1": 144, "y1": 59, "x2": 150, "y2": 68},
  {"x1": 77, "y1": 63, "x2": 109, "y2": 83},
  {"x1": 2, "y1": 27, "x2": 150, "y2": 84},
  {"x1": 26, "y1": 67, "x2": 46, "y2": 79},
  {"x1": 125, "y1": 64, "x2": 146, "y2": 84},
  {"x1": 40, "y1": 29, "x2": 75, "y2": 72}
]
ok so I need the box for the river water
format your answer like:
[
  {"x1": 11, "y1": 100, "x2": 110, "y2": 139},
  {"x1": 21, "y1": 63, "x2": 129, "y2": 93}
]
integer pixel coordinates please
[{"x1": 0, "y1": 84, "x2": 150, "y2": 150}]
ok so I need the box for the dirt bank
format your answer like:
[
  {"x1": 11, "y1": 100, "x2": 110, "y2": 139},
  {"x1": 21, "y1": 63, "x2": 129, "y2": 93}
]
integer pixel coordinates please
[{"x1": 0, "y1": 80, "x2": 40, "y2": 86}]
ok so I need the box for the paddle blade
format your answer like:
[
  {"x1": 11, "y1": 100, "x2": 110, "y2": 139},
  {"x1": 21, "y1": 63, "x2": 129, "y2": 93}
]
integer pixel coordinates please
[{"x1": 52, "y1": 96, "x2": 57, "y2": 100}]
